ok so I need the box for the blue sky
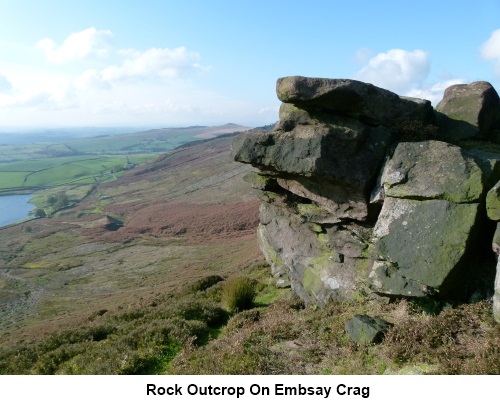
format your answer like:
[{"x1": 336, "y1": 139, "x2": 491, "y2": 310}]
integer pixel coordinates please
[{"x1": 0, "y1": 0, "x2": 499, "y2": 129}]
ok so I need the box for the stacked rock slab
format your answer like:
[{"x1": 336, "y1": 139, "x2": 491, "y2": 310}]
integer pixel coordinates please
[{"x1": 233, "y1": 76, "x2": 500, "y2": 313}]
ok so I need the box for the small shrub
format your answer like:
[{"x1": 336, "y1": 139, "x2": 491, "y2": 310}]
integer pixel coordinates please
[
  {"x1": 222, "y1": 277, "x2": 257, "y2": 312},
  {"x1": 224, "y1": 308, "x2": 260, "y2": 333},
  {"x1": 189, "y1": 275, "x2": 224, "y2": 293},
  {"x1": 174, "y1": 300, "x2": 227, "y2": 326},
  {"x1": 34, "y1": 208, "x2": 46, "y2": 218}
]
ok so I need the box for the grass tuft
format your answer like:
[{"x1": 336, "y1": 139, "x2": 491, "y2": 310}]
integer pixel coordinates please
[{"x1": 221, "y1": 276, "x2": 257, "y2": 313}]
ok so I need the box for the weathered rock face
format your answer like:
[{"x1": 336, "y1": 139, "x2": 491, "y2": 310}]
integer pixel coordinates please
[
  {"x1": 233, "y1": 76, "x2": 500, "y2": 318},
  {"x1": 276, "y1": 76, "x2": 435, "y2": 126},
  {"x1": 370, "y1": 197, "x2": 479, "y2": 297},
  {"x1": 379, "y1": 141, "x2": 485, "y2": 202},
  {"x1": 436, "y1": 81, "x2": 500, "y2": 141},
  {"x1": 233, "y1": 118, "x2": 392, "y2": 222},
  {"x1": 367, "y1": 141, "x2": 500, "y2": 297},
  {"x1": 345, "y1": 315, "x2": 392, "y2": 345}
]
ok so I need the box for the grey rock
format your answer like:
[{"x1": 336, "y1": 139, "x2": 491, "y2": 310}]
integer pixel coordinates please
[
  {"x1": 275, "y1": 278, "x2": 292, "y2": 288},
  {"x1": 274, "y1": 102, "x2": 314, "y2": 131},
  {"x1": 466, "y1": 149, "x2": 500, "y2": 190},
  {"x1": 345, "y1": 315, "x2": 392, "y2": 344},
  {"x1": 276, "y1": 76, "x2": 434, "y2": 126},
  {"x1": 371, "y1": 197, "x2": 479, "y2": 297},
  {"x1": 242, "y1": 171, "x2": 278, "y2": 191},
  {"x1": 296, "y1": 203, "x2": 342, "y2": 224},
  {"x1": 436, "y1": 81, "x2": 500, "y2": 140},
  {"x1": 381, "y1": 141, "x2": 484, "y2": 203},
  {"x1": 233, "y1": 120, "x2": 392, "y2": 221},
  {"x1": 234, "y1": 75, "x2": 500, "y2": 308},
  {"x1": 257, "y1": 202, "x2": 371, "y2": 305},
  {"x1": 277, "y1": 177, "x2": 367, "y2": 221}
]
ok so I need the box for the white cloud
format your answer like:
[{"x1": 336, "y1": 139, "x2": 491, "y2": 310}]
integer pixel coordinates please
[
  {"x1": 0, "y1": 74, "x2": 13, "y2": 93},
  {"x1": 0, "y1": 88, "x2": 78, "y2": 110},
  {"x1": 0, "y1": 63, "x2": 78, "y2": 110},
  {"x1": 1, "y1": 28, "x2": 246, "y2": 126},
  {"x1": 405, "y1": 79, "x2": 467, "y2": 106},
  {"x1": 74, "y1": 69, "x2": 111, "y2": 90},
  {"x1": 74, "y1": 46, "x2": 205, "y2": 90},
  {"x1": 102, "y1": 47, "x2": 203, "y2": 81},
  {"x1": 351, "y1": 48, "x2": 468, "y2": 106},
  {"x1": 353, "y1": 49, "x2": 430, "y2": 93},
  {"x1": 37, "y1": 27, "x2": 113, "y2": 64},
  {"x1": 481, "y1": 29, "x2": 500, "y2": 76}
]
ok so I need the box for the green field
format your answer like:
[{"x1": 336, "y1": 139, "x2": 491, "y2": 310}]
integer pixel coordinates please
[
  {"x1": 0, "y1": 155, "x2": 151, "y2": 193},
  {"x1": 0, "y1": 124, "x2": 248, "y2": 194},
  {"x1": 0, "y1": 124, "x2": 247, "y2": 164}
]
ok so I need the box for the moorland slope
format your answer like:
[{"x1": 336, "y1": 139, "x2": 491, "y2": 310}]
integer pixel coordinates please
[
  {"x1": 0, "y1": 127, "x2": 498, "y2": 375},
  {"x1": 0, "y1": 133, "x2": 261, "y2": 339}
]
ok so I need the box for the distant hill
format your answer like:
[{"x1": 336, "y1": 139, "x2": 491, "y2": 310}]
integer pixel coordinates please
[
  {"x1": 0, "y1": 124, "x2": 253, "y2": 193},
  {"x1": 0, "y1": 123, "x2": 251, "y2": 149}
]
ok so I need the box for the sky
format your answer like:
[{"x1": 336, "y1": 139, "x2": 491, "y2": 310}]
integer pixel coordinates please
[{"x1": 0, "y1": 0, "x2": 499, "y2": 130}]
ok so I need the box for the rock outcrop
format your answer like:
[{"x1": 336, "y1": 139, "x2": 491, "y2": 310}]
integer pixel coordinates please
[
  {"x1": 233, "y1": 76, "x2": 500, "y2": 320},
  {"x1": 436, "y1": 81, "x2": 500, "y2": 141}
]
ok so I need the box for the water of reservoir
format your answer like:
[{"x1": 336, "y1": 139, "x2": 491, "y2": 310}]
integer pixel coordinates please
[{"x1": 0, "y1": 194, "x2": 35, "y2": 227}]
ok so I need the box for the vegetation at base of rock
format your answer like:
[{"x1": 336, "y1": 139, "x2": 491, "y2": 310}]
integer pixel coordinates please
[
  {"x1": 3, "y1": 269, "x2": 496, "y2": 375},
  {"x1": 383, "y1": 301, "x2": 500, "y2": 374},
  {"x1": 221, "y1": 276, "x2": 257, "y2": 312},
  {"x1": 0, "y1": 262, "x2": 270, "y2": 375},
  {"x1": 393, "y1": 118, "x2": 440, "y2": 142},
  {"x1": 170, "y1": 299, "x2": 499, "y2": 375}
]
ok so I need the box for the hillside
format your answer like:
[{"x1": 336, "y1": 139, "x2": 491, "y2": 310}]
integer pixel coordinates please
[
  {"x1": 0, "y1": 124, "x2": 250, "y2": 195},
  {"x1": 0, "y1": 133, "x2": 261, "y2": 339},
  {"x1": 0, "y1": 129, "x2": 498, "y2": 375}
]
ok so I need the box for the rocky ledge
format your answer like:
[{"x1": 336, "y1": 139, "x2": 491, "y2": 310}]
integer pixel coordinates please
[{"x1": 233, "y1": 76, "x2": 500, "y2": 322}]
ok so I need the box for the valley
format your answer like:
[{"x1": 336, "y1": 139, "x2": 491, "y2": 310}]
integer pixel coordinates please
[
  {"x1": 0, "y1": 132, "x2": 261, "y2": 338},
  {"x1": 0, "y1": 129, "x2": 498, "y2": 375},
  {"x1": 0, "y1": 123, "x2": 248, "y2": 195}
]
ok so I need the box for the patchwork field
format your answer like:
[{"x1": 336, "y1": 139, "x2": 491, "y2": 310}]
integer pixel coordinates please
[
  {"x1": 0, "y1": 124, "x2": 249, "y2": 195},
  {"x1": 0, "y1": 155, "x2": 152, "y2": 193}
]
